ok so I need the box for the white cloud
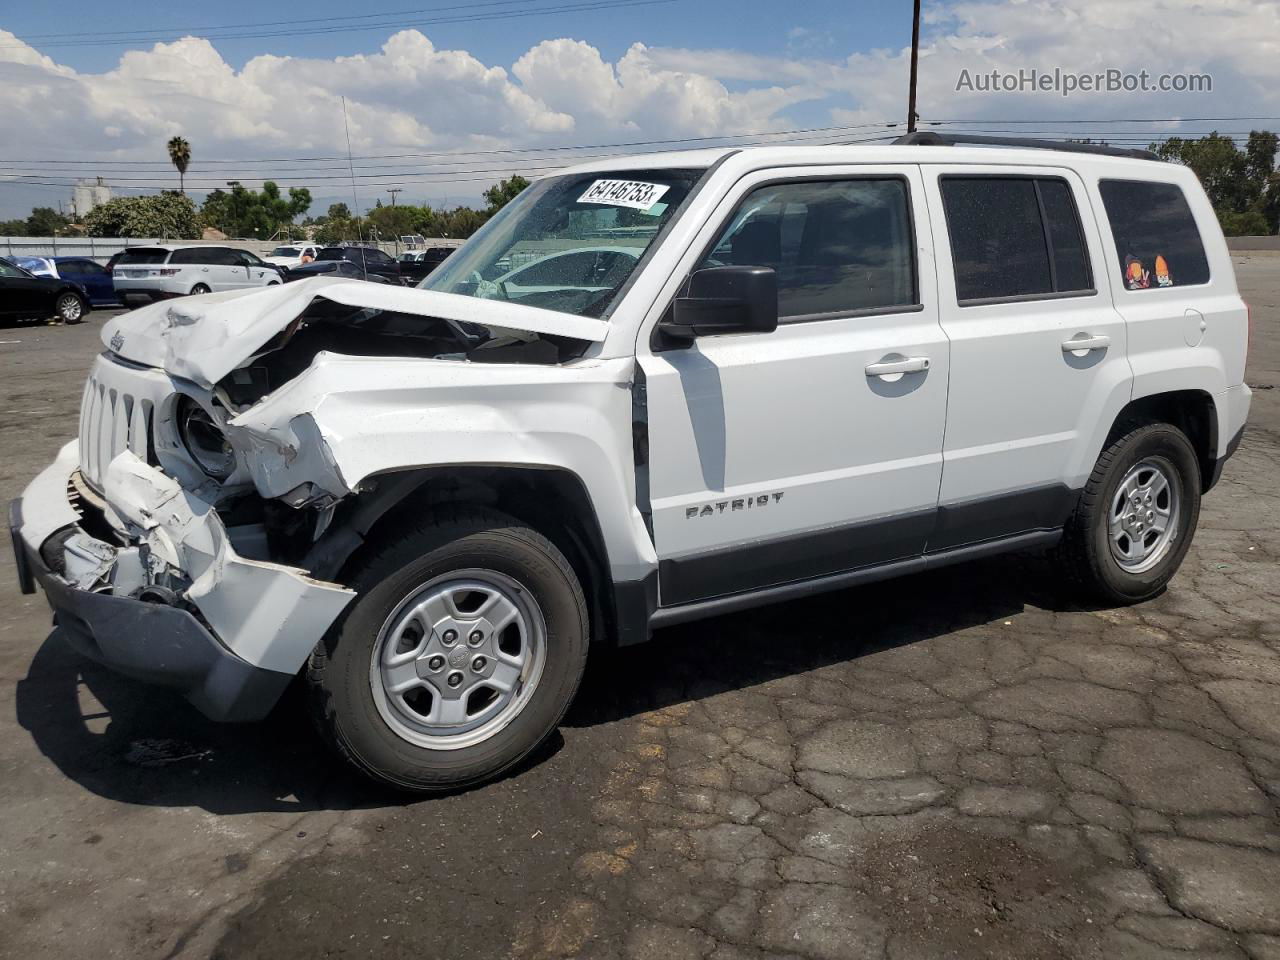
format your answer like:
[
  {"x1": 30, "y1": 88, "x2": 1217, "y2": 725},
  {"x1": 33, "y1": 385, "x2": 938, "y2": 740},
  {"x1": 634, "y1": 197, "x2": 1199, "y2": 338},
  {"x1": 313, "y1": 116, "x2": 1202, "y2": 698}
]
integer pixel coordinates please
[{"x1": 0, "y1": 0, "x2": 1277, "y2": 215}]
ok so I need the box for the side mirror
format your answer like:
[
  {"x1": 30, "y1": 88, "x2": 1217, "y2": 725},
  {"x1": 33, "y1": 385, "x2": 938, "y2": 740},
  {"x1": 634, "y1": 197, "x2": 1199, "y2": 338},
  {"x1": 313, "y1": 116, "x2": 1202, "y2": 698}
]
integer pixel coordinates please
[{"x1": 662, "y1": 266, "x2": 778, "y2": 341}]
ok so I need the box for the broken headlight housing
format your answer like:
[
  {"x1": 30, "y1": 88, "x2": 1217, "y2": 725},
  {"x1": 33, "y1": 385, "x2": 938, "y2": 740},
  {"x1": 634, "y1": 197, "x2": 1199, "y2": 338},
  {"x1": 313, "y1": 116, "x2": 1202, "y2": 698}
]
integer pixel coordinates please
[{"x1": 176, "y1": 395, "x2": 236, "y2": 481}]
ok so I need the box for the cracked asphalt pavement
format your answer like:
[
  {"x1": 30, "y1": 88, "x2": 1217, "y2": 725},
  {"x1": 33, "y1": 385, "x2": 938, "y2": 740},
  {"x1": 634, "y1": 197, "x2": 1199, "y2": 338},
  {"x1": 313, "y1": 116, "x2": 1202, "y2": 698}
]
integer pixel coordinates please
[{"x1": 2, "y1": 254, "x2": 1279, "y2": 960}]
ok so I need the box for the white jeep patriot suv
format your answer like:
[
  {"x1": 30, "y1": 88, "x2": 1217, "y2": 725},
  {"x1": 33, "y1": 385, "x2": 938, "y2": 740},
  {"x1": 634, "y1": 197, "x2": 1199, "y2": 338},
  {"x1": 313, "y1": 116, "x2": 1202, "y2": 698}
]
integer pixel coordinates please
[{"x1": 11, "y1": 135, "x2": 1251, "y2": 791}]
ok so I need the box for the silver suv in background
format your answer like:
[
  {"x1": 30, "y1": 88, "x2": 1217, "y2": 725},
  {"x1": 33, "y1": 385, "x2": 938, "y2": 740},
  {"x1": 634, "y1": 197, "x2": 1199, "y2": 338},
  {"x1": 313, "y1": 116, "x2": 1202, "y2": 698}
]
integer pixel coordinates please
[{"x1": 111, "y1": 245, "x2": 283, "y2": 301}]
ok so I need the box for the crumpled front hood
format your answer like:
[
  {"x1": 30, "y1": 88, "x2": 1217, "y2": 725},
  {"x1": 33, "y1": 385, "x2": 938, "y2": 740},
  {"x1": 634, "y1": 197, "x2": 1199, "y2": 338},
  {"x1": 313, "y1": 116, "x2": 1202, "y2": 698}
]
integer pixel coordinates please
[{"x1": 100, "y1": 276, "x2": 608, "y2": 388}]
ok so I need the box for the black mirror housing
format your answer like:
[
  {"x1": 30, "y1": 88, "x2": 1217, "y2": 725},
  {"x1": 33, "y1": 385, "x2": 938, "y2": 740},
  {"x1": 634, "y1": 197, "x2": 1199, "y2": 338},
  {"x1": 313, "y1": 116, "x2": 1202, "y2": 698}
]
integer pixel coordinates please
[{"x1": 664, "y1": 266, "x2": 778, "y2": 340}]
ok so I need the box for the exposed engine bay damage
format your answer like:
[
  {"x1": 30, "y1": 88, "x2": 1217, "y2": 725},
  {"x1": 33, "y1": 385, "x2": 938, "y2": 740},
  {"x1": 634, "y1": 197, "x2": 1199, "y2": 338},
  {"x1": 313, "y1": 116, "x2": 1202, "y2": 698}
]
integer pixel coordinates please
[
  {"x1": 38, "y1": 274, "x2": 654, "y2": 679},
  {"x1": 100, "y1": 275, "x2": 608, "y2": 389}
]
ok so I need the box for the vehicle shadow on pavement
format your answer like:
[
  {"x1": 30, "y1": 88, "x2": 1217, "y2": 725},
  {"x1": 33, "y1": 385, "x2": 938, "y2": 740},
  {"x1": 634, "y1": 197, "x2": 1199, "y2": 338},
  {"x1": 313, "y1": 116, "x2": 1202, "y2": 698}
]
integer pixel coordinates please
[
  {"x1": 13, "y1": 634, "x2": 433, "y2": 814},
  {"x1": 15, "y1": 550, "x2": 1093, "y2": 813},
  {"x1": 566, "y1": 551, "x2": 1095, "y2": 728}
]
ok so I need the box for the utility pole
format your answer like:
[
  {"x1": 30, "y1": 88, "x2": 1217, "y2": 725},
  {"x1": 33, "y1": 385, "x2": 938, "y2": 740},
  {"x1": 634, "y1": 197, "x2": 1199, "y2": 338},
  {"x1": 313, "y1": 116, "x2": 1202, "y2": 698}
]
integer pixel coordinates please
[
  {"x1": 386, "y1": 188, "x2": 402, "y2": 206},
  {"x1": 907, "y1": 0, "x2": 921, "y2": 133}
]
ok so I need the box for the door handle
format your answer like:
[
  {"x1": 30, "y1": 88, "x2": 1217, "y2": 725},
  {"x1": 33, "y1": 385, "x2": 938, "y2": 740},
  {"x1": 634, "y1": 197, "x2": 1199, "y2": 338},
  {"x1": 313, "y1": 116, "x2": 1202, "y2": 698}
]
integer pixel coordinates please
[
  {"x1": 865, "y1": 356, "x2": 930, "y2": 377},
  {"x1": 1061, "y1": 334, "x2": 1110, "y2": 353}
]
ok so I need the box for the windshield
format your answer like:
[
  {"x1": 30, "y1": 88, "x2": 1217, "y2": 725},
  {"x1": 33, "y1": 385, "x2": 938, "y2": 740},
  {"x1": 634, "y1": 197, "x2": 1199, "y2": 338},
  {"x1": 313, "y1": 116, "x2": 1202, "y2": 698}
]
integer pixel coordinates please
[
  {"x1": 271, "y1": 246, "x2": 300, "y2": 257},
  {"x1": 420, "y1": 167, "x2": 705, "y2": 318}
]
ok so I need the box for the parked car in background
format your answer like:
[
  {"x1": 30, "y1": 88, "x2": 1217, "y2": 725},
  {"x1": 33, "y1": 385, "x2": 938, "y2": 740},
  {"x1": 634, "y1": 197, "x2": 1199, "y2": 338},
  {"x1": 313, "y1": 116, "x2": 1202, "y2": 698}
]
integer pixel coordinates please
[
  {"x1": 284, "y1": 246, "x2": 400, "y2": 283},
  {"x1": 111, "y1": 245, "x2": 284, "y2": 301},
  {"x1": 7, "y1": 256, "x2": 122, "y2": 307},
  {"x1": 0, "y1": 258, "x2": 91, "y2": 323},
  {"x1": 52, "y1": 257, "x2": 121, "y2": 306},
  {"x1": 283, "y1": 259, "x2": 395, "y2": 283},
  {"x1": 397, "y1": 246, "x2": 455, "y2": 285},
  {"x1": 264, "y1": 244, "x2": 321, "y2": 269}
]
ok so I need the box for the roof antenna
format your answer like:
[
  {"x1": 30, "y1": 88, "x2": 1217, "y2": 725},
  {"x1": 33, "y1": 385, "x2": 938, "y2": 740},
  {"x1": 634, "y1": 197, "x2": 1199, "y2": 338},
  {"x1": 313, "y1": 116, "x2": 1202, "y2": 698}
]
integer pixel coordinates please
[{"x1": 341, "y1": 96, "x2": 367, "y2": 280}]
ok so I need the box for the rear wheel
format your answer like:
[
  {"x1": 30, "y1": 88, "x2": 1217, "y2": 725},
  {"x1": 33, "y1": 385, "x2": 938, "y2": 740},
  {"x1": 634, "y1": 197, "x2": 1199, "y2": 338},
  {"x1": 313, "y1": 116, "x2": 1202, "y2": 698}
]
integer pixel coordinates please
[
  {"x1": 307, "y1": 508, "x2": 589, "y2": 792},
  {"x1": 190, "y1": 283, "x2": 211, "y2": 295},
  {"x1": 1055, "y1": 422, "x2": 1201, "y2": 604},
  {"x1": 55, "y1": 292, "x2": 84, "y2": 324}
]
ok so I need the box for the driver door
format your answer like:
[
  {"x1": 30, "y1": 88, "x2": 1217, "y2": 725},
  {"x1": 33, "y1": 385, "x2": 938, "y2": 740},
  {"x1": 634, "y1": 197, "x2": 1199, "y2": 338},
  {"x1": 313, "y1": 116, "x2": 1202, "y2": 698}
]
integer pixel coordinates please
[{"x1": 637, "y1": 166, "x2": 950, "y2": 606}]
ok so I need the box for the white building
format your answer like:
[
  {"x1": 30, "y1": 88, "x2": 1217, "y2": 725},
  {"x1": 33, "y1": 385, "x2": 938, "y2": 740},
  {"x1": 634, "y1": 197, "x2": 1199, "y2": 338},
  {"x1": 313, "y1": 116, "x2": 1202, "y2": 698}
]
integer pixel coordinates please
[{"x1": 71, "y1": 177, "x2": 112, "y2": 220}]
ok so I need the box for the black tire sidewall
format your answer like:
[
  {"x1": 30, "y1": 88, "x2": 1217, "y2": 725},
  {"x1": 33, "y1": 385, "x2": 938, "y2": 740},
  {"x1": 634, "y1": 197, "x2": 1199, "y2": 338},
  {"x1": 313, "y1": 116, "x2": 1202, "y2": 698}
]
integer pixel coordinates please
[
  {"x1": 318, "y1": 522, "x2": 587, "y2": 791},
  {"x1": 1087, "y1": 426, "x2": 1201, "y2": 601},
  {"x1": 191, "y1": 283, "x2": 210, "y2": 295}
]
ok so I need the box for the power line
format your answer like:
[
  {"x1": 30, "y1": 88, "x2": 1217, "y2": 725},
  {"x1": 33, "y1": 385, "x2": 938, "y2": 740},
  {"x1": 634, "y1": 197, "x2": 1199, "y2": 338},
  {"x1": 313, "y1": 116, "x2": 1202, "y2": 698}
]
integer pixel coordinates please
[
  {"x1": 0, "y1": 121, "x2": 900, "y2": 168},
  {"x1": 0, "y1": 0, "x2": 679, "y2": 50},
  {"x1": 13, "y1": 0, "x2": 543, "y2": 41}
]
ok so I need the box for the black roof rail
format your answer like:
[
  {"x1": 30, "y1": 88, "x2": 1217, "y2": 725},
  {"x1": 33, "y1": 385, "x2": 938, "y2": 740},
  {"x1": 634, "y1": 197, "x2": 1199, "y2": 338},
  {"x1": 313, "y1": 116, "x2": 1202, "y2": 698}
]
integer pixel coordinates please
[{"x1": 892, "y1": 130, "x2": 1162, "y2": 162}]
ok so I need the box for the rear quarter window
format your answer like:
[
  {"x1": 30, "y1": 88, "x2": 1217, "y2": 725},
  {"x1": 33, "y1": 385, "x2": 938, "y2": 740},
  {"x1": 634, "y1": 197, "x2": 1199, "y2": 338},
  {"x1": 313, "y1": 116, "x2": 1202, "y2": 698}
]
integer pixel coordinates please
[
  {"x1": 168, "y1": 248, "x2": 210, "y2": 265},
  {"x1": 116, "y1": 248, "x2": 170, "y2": 265},
  {"x1": 1098, "y1": 179, "x2": 1210, "y2": 290}
]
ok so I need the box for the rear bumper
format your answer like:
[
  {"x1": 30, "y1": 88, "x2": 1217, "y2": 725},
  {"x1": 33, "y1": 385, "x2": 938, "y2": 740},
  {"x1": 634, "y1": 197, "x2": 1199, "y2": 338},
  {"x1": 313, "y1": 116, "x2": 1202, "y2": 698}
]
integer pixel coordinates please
[{"x1": 1206, "y1": 383, "x2": 1251, "y2": 492}]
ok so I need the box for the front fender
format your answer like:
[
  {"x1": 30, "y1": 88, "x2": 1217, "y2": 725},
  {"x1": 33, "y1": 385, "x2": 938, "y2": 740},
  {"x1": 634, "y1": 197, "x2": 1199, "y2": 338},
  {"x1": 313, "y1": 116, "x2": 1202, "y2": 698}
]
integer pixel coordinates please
[{"x1": 227, "y1": 353, "x2": 658, "y2": 582}]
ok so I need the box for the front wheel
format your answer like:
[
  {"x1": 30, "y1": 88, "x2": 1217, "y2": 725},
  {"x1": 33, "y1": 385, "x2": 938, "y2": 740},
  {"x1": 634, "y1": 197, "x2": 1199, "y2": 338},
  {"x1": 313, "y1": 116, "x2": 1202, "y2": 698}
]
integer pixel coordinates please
[
  {"x1": 1055, "y1": 422, "x2": 1201, "y2": 604},
  {"x1": 55, "y1": 292, "x2": 85, "y2": 324},
  {"x1": 307, "y1": 508, "x2": 589, "y2": 792}
]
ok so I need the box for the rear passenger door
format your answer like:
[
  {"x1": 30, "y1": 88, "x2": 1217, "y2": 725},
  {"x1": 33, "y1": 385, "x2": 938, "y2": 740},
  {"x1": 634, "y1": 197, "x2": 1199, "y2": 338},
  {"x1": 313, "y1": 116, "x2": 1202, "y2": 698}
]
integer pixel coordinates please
[
  {"x1": 922, "y1": 167, "x2": 1130, "y2": 550},
  {"x1": 206, "y1": 247, "x2": 245, "y2": 290},
  {"x1": 640, "y1": 167, "x2": 950, "y2": 606}
]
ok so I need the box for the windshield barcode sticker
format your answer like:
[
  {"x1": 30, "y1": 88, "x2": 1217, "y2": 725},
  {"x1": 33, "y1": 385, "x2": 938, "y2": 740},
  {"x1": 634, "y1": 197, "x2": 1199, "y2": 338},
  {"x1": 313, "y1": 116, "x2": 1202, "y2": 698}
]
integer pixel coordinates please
[{"x1": 578, "y1": 179, "x2": 670, "y2": 211}]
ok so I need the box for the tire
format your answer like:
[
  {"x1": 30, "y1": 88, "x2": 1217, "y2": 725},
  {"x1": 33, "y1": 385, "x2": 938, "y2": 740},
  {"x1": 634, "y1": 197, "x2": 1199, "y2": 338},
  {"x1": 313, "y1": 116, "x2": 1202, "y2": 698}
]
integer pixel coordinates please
[
  {"x1": 1055, "y1": 421, "x2": 1201, "y2": 604},
  {"x1": 190, "y1": 283, "x2": 211, "y2": 295},
  {"x1": 307, "y1": 507, "x2": 589, "y2": 792},
  {"x1": 55, "y1": 292, "x2": 85, "y2": 324}
]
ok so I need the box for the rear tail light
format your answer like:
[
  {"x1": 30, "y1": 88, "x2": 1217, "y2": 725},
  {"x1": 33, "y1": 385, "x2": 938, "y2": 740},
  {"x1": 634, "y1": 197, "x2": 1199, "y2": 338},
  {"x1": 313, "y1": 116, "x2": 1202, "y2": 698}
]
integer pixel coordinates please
[{"x1": 157, "y1": 268, "x2": 180, "y2": 277}]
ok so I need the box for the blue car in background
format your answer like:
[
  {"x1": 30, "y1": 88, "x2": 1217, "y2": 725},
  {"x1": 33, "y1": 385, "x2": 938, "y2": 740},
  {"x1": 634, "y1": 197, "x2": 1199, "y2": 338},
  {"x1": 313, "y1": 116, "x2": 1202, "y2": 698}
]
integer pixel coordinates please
[{"x1": 6, "y1": 255, "x2": 122, "y2": 307}]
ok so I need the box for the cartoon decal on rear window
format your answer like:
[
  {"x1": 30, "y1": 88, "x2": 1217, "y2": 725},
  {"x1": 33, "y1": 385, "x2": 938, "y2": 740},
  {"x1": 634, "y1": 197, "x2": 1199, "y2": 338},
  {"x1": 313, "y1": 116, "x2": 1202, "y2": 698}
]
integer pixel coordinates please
[
  {"x1": 1099, "y1": 180, "x2": 1210, "y2": 291},
  {"x1": 1125, "y1": 255, "x2": 1150, "y2": 289}
]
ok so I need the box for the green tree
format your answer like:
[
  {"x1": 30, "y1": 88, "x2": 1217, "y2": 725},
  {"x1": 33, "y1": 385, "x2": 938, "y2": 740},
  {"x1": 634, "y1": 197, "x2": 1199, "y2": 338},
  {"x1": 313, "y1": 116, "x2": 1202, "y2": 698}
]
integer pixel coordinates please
[
  {"x1": 326, "y1": 202, "x2": 351, "y2": 221},
  {"x1": 26, "y1": 207, "x2": 70, "y2": 235},
  {"x1": 199, "y1": 181, "x2": 312, "y2": 238},
  {"x1": 1154, "y1": 130, "x2": 1280, "y2": 235},
  {"x1": 482, "y1": 175, "x2": 529, "y2": 215},
  {"x1": 365, "y1": 202, "x2": 425, "y2": 240},
  {"x1": 0, "y1": 218, "x2": 27, "y2": 236},
  {"x1": 85, "y1": 194, "x2": 200, "y2": 239},
  {"x1": 167, "y1": 136, "x2": 191, "y2": 194}
]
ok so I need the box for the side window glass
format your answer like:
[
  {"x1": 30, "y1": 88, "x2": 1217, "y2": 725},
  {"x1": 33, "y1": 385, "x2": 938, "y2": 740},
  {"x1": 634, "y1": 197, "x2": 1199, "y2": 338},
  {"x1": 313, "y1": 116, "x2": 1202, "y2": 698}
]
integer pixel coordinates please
[
  {"x1": 59, "y1": 261, "x2": 82, "y2": 275},
  {"x1": 1037, "y1": 179, "x2": 1093, "y2": 293},
  {"x1": 941, "y1": 176, "x2": 1094, "y2": 303},
  {"x1": 1098, "y1": 180, "x2": 1210, "y2": 290},
  {"x1": 941, "y1": 178, "x2": 1051, "y2": 301},
  {"x1": 699, "y1": 178, "x2": 918, "y2": 319},
  {"x1": 517, "y1": 252, "x2": 596, "y2": 286}
]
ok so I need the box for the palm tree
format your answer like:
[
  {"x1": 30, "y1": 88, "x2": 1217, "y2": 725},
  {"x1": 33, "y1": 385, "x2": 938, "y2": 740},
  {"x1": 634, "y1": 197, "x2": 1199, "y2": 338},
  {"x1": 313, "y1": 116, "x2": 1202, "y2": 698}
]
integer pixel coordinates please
[{"x1": 167, "y1": 136, "x2": 191, "y2": 194}]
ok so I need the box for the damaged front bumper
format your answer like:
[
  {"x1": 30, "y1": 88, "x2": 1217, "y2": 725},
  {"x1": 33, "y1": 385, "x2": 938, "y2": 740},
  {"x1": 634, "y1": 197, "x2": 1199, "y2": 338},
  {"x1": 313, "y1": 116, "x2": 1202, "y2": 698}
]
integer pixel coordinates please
[{"x1": 11, "y1": 441, "x2": 355, "y2": 722}]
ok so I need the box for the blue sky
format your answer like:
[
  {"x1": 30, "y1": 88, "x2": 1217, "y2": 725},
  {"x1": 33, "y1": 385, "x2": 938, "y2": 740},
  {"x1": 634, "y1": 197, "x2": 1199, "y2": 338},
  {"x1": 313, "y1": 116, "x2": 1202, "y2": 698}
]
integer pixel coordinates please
[
  {"x1": 1, "y1": 0, "x2": 913, "y2": 76},
  {"x1": 0, "y1": 0, "x2": 1275, "y2": 219}
]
